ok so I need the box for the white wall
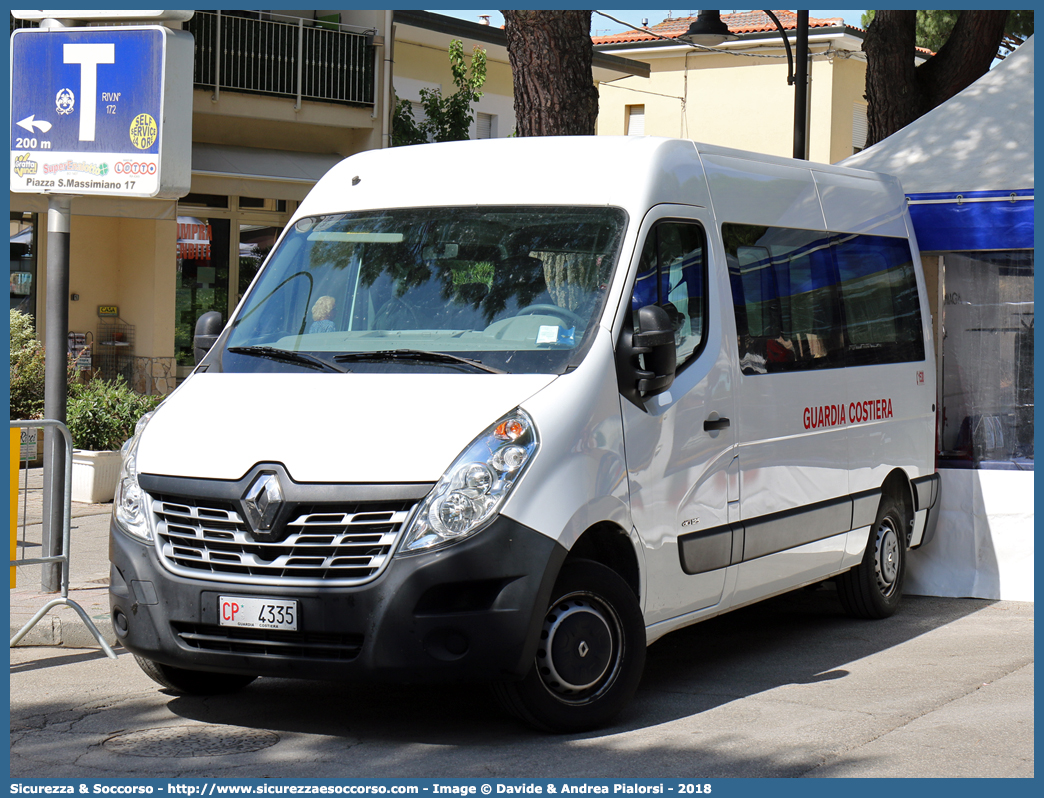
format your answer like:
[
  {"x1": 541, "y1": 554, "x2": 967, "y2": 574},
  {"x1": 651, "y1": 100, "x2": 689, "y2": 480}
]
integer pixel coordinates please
[{"x1": 906, "y1": 469, "x2": 1034, "y2": 601}]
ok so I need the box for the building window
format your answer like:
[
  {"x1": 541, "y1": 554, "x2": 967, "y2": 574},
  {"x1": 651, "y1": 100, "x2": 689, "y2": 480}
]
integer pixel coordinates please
[
  {"x1": 626, "y1": 105, "x2": 645, "y2": 136},
  {"x1": 852, "y1": 103, "x2": 868, "y2": 153},
  {"x1": 476, "y1": 112, "x2": 494, "y2": 139}
]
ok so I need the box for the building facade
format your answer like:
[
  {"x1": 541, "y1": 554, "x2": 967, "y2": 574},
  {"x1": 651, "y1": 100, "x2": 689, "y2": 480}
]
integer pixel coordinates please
[{"x1": 593, "y1": 11, "x2": 886, "y2": 165}]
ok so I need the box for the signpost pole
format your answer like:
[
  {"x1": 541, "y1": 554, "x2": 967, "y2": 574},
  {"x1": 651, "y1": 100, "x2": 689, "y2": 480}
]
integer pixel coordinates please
[
  {"x1": 38, "y1": 13, "x2": 75, "y2": 593},
  {"x1": 41, "y1": 195, "x2": 72, "y2": 592}
]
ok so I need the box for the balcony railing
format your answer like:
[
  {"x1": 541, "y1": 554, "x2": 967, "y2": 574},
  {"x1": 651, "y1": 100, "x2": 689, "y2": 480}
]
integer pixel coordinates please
[
  {"x1": 184, "y1": 11, "x2": 376, "y2": 107},
  {"x1": 11, "y1": 12, "x2": 377, "y2": 108}
]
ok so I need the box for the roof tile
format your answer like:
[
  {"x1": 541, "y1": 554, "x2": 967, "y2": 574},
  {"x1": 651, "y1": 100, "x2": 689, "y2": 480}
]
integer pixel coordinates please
[{"x1": 593, "y1": 10, "x2": 844, "y2": 45}]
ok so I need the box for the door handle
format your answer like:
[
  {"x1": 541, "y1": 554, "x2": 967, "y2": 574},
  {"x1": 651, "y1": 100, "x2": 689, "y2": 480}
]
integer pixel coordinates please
[{"x1": 703, "y1": 416, "x2": 731, "y2": 432}]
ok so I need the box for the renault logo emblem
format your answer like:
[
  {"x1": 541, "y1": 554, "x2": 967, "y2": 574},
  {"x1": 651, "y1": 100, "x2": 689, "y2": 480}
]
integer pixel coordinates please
[{"x1": 244, "y1": 472, "x2": 283, "y2": 532}]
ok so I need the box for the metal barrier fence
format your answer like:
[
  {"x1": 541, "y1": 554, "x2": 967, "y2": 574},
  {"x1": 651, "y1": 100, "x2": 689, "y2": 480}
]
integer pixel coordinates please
[{"x1": 9, "y1": 419, "x2": 116, "y2": 658}]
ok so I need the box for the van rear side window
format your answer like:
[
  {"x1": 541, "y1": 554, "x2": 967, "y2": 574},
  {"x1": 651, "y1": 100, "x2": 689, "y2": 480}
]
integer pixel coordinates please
[{"x1": 724, "y1": 224, "x2": 925, "y2": 374}]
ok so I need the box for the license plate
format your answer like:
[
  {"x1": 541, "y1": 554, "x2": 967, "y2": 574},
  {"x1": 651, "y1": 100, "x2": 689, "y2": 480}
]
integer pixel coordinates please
[{"x1": 219, "y1": 596, "x2": 298, "y2": 631}]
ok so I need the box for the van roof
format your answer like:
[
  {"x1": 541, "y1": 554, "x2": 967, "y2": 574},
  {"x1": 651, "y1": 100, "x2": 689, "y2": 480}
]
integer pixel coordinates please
[{"x1": 293, "y1": 137, "x2": 909, "y2": 238}]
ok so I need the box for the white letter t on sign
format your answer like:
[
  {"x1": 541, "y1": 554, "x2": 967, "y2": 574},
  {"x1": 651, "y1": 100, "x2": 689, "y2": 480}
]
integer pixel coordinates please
[{"x1": 63, "y1": 43, "x2": 115, "y2": 141}]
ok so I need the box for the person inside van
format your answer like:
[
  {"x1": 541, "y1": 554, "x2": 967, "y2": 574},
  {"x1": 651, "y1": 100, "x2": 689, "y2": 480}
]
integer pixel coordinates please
[{"x1": 308, "y1": 295, "x2": 337, "y2": 333}]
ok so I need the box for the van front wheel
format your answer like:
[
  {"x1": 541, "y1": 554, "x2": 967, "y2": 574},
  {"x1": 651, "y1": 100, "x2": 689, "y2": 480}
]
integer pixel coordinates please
[
  {"x1": 493, "y1": 560, "x2": 646, "y2": 733},
  {"x1": 837, "y1": 496, "x2": 907, "y2": 619}
]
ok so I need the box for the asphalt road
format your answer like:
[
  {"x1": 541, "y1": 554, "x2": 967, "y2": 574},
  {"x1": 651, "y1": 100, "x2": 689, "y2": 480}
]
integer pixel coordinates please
[{"x1": 10, "y1": 588, "x2": 1033, "y2": 779}]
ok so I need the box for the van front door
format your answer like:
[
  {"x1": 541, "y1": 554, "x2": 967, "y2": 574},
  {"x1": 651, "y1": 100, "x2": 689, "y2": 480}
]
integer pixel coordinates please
[{"x1": 618, "y1": 209, "x2": 737, "y2": 627}]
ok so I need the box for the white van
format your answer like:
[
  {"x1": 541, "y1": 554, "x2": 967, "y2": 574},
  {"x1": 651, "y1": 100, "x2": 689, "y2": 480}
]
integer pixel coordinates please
[{"x1": 110, "y1": 137, "x2": 940, "y2": 732}]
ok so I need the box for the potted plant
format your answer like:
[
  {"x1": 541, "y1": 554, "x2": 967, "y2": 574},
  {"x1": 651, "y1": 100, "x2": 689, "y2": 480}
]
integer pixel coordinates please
[{"x1": 66, "y1": 377, "x2": 163, "y2": 503}]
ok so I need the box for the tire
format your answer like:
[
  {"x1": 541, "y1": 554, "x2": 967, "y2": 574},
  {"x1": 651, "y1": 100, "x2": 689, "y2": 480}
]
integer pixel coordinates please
[
  {"x1": 837, "y1": 495, "x2": 908, "y2": 619},
  {"x1": 134, "y1": 655, "x2": 257, "y2": 695},
  {"x1": 493, "y1": 560, "x2": 646, "y2": 733}
]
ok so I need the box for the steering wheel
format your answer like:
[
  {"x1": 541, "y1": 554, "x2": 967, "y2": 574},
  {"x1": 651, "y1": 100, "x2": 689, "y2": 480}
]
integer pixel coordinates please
[{"x1": 516, "y1": 304, "x2": 584, "y2": 327}]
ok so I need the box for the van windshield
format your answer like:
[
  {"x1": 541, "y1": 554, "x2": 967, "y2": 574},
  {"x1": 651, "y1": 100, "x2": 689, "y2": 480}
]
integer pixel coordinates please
[{"x1": 222, "y1": 206, "x2": 627, "y2": 375}]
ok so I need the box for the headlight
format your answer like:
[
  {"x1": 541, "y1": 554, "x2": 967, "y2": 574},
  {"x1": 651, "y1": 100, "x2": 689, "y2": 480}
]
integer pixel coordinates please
[
  {"x1": 113, "y1": 411, "x2": 155, "y2": 542},
  {"x1": 398, "y1": 409, "x2": 538, "y2": 554}
]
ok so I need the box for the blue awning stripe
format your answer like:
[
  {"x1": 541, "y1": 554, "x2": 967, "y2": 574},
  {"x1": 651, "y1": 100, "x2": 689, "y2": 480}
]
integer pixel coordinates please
[
  {"x1": 907, "y1": 188, "x2": 1033, "y2": 203},
  {"x1": 907, "y1": 191, "x2": 1034, "y2": 251}
]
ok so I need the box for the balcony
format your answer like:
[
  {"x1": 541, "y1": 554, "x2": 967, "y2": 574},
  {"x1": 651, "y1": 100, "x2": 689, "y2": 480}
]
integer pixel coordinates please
[{"x1": 185, "y1": 11, "x2": 376, "y2": 108}]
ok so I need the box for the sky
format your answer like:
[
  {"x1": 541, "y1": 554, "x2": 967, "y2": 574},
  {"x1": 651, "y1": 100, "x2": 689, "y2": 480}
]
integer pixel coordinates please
[{"x1": 431, "y1": 9, "x2": 869, "y2": 36}]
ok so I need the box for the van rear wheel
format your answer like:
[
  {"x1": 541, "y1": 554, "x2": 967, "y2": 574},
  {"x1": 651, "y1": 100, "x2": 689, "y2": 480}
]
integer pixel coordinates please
[
  {"x1": 134, "y1": 655, "x2": 257, "y2": 695},
  {"x1": 493, "y1": 560, "x2": 646, "y2": 733},
  {"x1": 837, "y1": 495, "x2": 907, "y2": 619}
]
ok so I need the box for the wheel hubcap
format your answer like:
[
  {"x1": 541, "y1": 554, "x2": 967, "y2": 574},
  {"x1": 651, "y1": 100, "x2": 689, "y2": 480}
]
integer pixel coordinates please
[
  {"x1": 537, "y1": 594, "x2": 620, "y2": 698},
  {"x1": 875, "y1": 519, "x2": 900, "y2": 596}
]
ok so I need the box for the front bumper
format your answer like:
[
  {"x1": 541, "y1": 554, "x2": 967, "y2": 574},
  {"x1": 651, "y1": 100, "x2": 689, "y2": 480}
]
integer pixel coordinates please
[{"x1": 109, "y1": 514, "x2": 567, "y2": 683}]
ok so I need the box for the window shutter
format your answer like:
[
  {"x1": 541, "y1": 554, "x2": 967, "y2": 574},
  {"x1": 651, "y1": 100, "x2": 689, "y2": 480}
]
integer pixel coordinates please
[
  {"x1": 627, "y1": 105, "x2": 645, "y2": 136},
  {"x1": 852, "y1": 103, "x2": 868, "y2": 152},
  {"x1": 477, "y1": 112, "x2": 493, "y2": 139}
]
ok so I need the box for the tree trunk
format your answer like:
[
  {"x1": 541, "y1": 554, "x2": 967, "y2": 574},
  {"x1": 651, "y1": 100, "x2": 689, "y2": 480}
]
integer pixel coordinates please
[
  {"x1": 501, "y1": 10, "x2": 599, "y2": 136},
  {"x1": 863, "y1": 10, "x2": 920, "y2": 147},
  {"x1": 863, "y1": 10, "x2": 1008, "y2": 147}
]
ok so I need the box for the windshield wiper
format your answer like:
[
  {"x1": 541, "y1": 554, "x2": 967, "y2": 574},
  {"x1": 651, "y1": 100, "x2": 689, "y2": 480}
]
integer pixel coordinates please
[
  {"x1": 226, "y1": 346, "x2": 348, "y2": 373},
  {"x1": 333, "y1": 349, "x2": 506, "y2": 374}
]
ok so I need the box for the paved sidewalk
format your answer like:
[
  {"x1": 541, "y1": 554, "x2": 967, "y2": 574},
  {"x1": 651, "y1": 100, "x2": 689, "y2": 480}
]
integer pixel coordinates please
[{"x1": 10, "y1": 466, "x2": 115, "y2": 647}]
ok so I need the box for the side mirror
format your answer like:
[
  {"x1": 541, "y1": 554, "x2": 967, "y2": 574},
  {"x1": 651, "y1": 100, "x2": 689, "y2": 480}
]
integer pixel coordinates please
[
  {"x1": 617, "y1": 304, "x2": 677, "y2": 406},
  {"x1": 193, "y1": 310, "x2": 224, "y2": 365}
]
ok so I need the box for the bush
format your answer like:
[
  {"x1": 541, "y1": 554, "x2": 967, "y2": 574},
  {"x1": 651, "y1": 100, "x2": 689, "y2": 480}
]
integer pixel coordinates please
[
  {"x1": 66, "y1": 377, "x2": 163, "y2": 451},
  {"x1": 10, "y1": 310, "x2": 46, "y2": 420}
]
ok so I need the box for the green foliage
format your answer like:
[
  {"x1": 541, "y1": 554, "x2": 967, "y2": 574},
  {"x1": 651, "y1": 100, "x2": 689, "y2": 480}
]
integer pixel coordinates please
[
  {"x1": 862, "y1": 10, "x2": 1033, "y2": 54},
  {"x1": 392, "y1": 40, "x2": 487, "y2": 146},
  {"x1": 10, "y1": 310, "x2": 46, "y2": 420},
  {"x1": 66, "y1": 376, "x2": 163, "y2": 452},
  {"x1": 392, "y1": 95, "x2": 427, "y2": 147}
]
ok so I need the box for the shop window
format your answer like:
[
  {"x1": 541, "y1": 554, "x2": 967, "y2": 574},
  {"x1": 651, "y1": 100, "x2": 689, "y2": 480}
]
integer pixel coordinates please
[
  {"x1": 9, "y1": 212, "x2": 37, "y2": 319},
  {"x1": 181, "y1": 193, "x2": 229, "y2": 208},
  {"x1": 238, "y1": 197, "x2": 287, "y2": 212},
  {"x1": 175, "y1": 217, "x2": 230, "y2": 367},
  {"x1": 238, "y1": 223, "x2": 282, "y2": 305},
  {"x1": 938, "y1": 250, "x2": 1033, "y2": 469}
]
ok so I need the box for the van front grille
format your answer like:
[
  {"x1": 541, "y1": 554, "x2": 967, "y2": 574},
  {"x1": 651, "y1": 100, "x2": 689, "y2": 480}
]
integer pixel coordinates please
[
  {"x1": 153, "y1": 496, "x2": 415, "y2": 587},
  {"x1": 172, "y1": 622, "x2": 363, "y2": 661}
]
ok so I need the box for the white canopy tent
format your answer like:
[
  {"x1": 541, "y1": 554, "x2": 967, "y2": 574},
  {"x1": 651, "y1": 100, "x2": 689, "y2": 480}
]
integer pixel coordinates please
[
  {"x1": 845, "y1": 37, "x2": 1033, "y2": 196},
  {"x1": 843, "y1": 38, "x2": 1034, "y2": 602}
]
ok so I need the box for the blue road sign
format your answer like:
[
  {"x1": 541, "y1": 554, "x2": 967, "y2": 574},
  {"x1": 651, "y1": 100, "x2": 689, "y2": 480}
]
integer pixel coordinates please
[{"x1": 10, "y1": 26, "x2": 193, "y2": 198}]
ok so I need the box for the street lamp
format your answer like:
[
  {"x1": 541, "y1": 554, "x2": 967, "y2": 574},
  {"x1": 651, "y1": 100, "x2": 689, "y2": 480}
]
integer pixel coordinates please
[
  {"x1": 680, "y1": 9, "x2": 810, "y2": 160},
  {"x1": 678, "y1": 10, "x2": 739, "y2": 45}
]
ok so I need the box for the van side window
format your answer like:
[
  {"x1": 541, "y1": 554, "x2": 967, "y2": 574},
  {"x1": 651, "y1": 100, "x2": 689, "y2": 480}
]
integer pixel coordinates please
[
  {"x1": 725, "y1": 224, "x2": 925, "y2": 374},
  {"x1": 834, "y1": 235, "x2": 926, "y2": 366},
  {"x1": 631, "y1": 222, "x2": 706, "y2": 366}
]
